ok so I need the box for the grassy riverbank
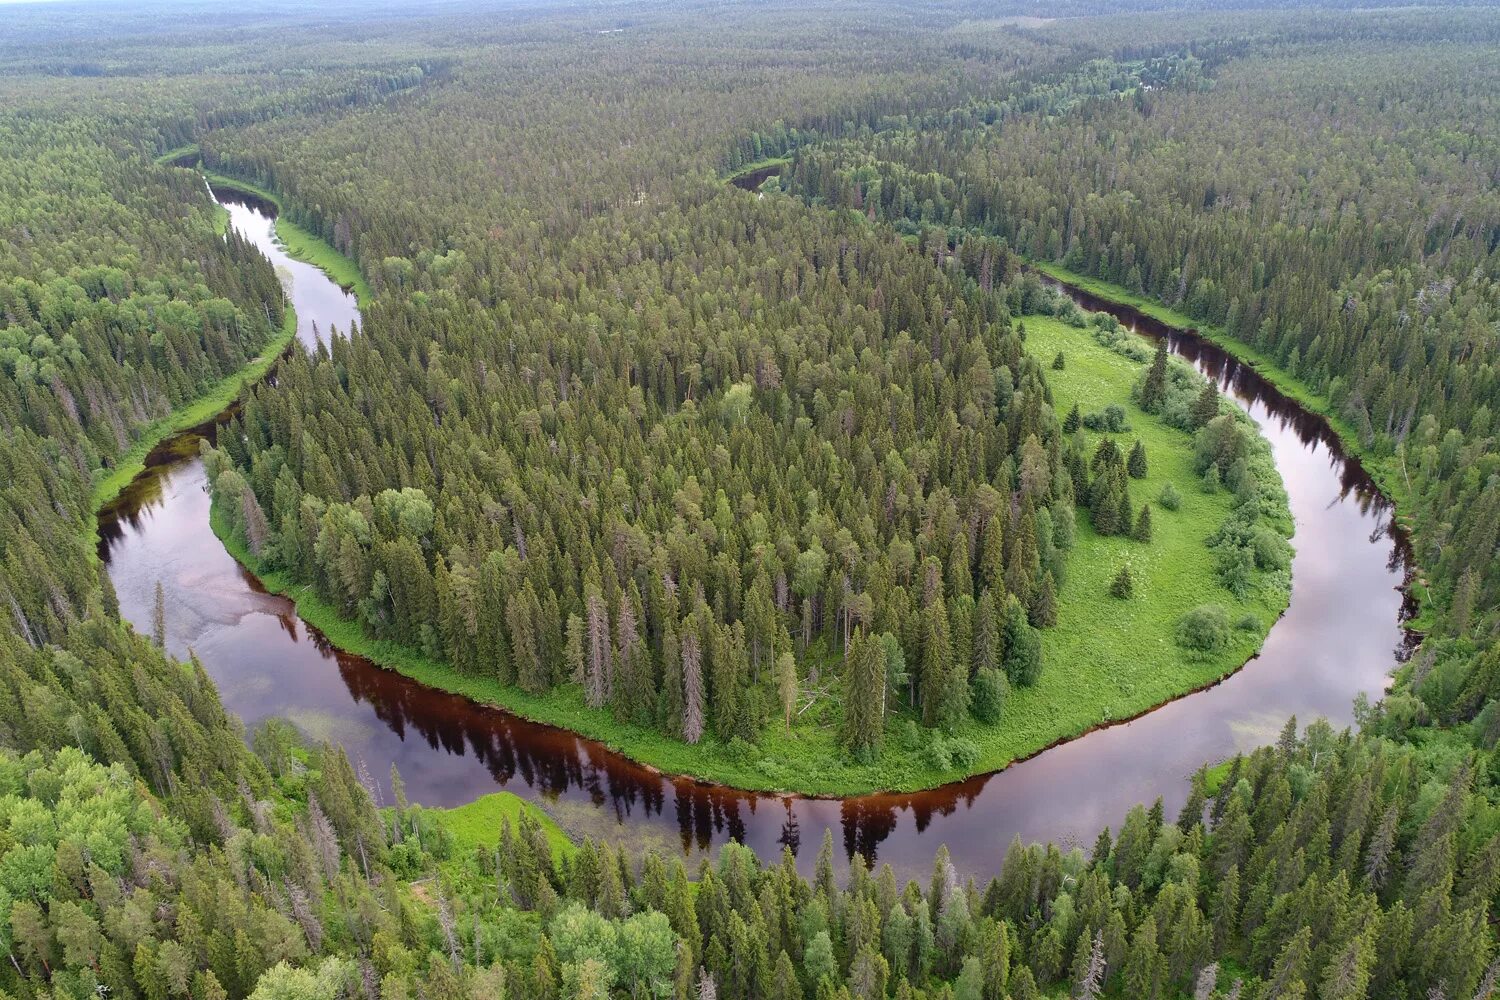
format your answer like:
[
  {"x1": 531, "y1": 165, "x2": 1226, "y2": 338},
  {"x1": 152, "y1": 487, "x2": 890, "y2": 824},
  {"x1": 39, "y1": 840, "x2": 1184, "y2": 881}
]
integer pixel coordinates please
[
  {"x1": 210, "y1": 310, "x2": 1291, "y2": 797},
  {"x1": 1004, "y1": 316, "x2": 1291, "y2": 749},
  {"x1": 89, "y1": 305, "x2": 297, "y2": 516},
  {"x1": 201, "y1": 170, "x2": 372, "y2": 305},
  {"x1": 1032, "y1": 260, "x2": 1430, "y2": 628},
  {"x1": 434, "y1": 792, "x2": 574, "y2": 857},
  {"x1": 723, "y1": 155, "x2": 791, "y2": 183}
]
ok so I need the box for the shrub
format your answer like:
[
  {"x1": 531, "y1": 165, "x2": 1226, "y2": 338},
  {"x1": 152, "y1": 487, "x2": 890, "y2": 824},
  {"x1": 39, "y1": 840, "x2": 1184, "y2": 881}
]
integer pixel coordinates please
[
  {"x1": 1177, "y1": 604, "x2": 1231, "y2": 653},
  {"x1": 1158, "y1": 482, "x2": 1182, "y2": 511},
  {"x1": 1236, "y1": 613, "x2": 1260, "y2": 631},
  {"x1": 971, "y1": 668, "x2": 1010, "y2": 724},
  {"x1": 1083, "y1": 404, "x2": 1129, "y2": 433},
  {"x1": 924, "y1": 739, "x2": 953, "y2": 771},
  {"x1": 946, "y1": 737, "x2": 980, "y2": 769}
]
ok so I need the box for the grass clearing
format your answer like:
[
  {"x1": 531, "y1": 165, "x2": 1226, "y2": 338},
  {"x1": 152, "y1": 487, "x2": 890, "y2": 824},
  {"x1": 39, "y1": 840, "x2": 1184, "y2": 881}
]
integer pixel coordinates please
[
  {"x1": 434, "y1": 792, "x2": 574, "y2": 857},
  {"x1": 1032, "y1": 260, "x2": 1427, "y2": 630},
  {"x1": 211, "y1": 312, "x2": 1290, "y2": 797}
]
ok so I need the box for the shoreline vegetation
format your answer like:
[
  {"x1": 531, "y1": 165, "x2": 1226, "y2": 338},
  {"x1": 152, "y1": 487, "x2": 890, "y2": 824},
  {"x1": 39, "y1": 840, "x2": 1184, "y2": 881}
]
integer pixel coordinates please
[
  {"x1": 721, "y1": 155, "x2": 792, "y2": 183},
  {"x1": 89, "y1": 305, "x2": 298, "y2": 516},
  {"x1": 205, "y1": 274, "x2": 1293, "y2": 797},
  {"x1": 1031, "y1": 260, "x2": 1430, "y2": 631},
  {"x1": 89, "y1": 158, "x2": 370, "y2": 535}
]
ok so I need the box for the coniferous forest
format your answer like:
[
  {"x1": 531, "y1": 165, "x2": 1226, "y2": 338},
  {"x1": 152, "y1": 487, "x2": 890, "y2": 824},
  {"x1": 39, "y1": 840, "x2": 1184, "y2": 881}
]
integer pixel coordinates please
[{"x1": 1, "y1": 0, "x2": 1499, "y2": 998}]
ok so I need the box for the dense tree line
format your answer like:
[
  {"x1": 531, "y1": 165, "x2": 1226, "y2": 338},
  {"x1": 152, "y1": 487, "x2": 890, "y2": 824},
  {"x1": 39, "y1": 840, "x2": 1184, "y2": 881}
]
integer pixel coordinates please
[
  {"x1": 208, "y1": 192, "x2": 1093, "y2": 754},
  {"x1": 4, "y1": 714, "x2": 1495, "y2": 1000}
]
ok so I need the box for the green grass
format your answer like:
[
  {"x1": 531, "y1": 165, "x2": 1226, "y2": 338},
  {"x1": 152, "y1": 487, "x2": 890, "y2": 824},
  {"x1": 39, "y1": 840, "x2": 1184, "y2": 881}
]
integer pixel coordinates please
[
  {"x1": 1032, "y1": 260, "x2": 1428, "y2": 630},
  {"x1": 89, "y1": 305, "x2": 297, "y2": 516},
  {"x1": 210, "y1": 313, "x2": 1290, "y2": 797},
  {"x1": 723, "y1": 155, "x2": 791, "y2": 183},
  {"x1": 154, "y1": 143, "x2": 199, "y2": 165},
  {"x1": 202, "y1": 169, "x2": 373, "y2": 305},
  {"x1": 434, "y1": 792, "x2": 574, "y2": 857}
]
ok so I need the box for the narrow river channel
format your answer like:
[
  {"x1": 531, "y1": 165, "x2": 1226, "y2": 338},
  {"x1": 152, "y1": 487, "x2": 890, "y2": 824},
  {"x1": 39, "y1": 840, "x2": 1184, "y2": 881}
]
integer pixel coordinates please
[{"x1": 98, "y1": 182, "x2": 1413, "y2": 879}]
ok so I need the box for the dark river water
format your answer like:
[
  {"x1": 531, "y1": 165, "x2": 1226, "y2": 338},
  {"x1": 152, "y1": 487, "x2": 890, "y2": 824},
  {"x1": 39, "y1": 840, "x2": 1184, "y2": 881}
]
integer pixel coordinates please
[{"x1": 98, "y1": 185, "x2": 1413, "y2": 878}]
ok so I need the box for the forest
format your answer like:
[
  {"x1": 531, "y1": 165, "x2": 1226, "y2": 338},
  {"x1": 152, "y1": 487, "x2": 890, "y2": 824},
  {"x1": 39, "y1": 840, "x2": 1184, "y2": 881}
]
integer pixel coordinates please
[{"x1": 0, "y1": 0, "x2": 1497, "y2": 998}]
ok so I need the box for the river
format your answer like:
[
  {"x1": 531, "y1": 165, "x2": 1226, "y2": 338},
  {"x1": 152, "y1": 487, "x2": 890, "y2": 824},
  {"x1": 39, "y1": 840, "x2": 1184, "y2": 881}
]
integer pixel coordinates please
[{"x1": 97, "y1": 183, "x2": 1412, "y2": 879}]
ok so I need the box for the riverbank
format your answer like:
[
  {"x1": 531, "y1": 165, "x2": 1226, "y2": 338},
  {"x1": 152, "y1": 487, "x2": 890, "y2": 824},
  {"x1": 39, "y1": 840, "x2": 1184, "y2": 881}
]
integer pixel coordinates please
[
  {"x1": 433, "y1": 791, "x2": 574, "y2": 857},
  {"x1": 1017, "y1": 315, "x2": 1291, "y2": 739},
  {"x1": 91, "y1": 164, "x2": 368, "y2": 533},
  {"x1": 208, "y1": 304, "x2": 1290, "y2": 798},
  {"x1": 89, "y1": 305, "x2": 297, "y2": 519},
  {"x1": 201, "y1": 170, "x2": 373, "y2": 305},
  {"x1": 1031, "y1": 261, "x2": 1430, "y2": 630},
  {"x1": 723, "y1": 155, "x2": 791, "y2": 184}
]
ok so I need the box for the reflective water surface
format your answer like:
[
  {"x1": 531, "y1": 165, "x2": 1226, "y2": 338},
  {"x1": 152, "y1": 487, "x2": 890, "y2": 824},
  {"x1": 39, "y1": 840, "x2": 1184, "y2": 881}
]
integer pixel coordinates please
[{"x1": 99, "y1": 188, "x2": 1412, "y2": 878}]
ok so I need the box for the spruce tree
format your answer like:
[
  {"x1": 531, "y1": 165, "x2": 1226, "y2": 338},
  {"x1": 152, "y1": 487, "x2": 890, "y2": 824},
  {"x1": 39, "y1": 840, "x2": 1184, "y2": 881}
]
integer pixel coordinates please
[
  {"x1": 1191, "y1": 383, "x2": 1220, "y2": 428},
  {"x1": 1134, "y1": 504, "x2": 1153, "y2": 542},
  {"x1": 1140, "y1": 339, "x2": 1169, "y2": 412}
]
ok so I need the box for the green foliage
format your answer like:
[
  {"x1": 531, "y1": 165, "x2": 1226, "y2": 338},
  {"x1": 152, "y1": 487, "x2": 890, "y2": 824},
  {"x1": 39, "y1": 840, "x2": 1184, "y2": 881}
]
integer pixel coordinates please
[
  {"x1": 970, "y1": 668, "x2": 1009, "y2": 724},
  {"x1": 1177, "y1": 604, "x2": 1231, "y2": 653},
  {"x1": 3, "y1": 7, "x2": 1500, "y2": 1000}
]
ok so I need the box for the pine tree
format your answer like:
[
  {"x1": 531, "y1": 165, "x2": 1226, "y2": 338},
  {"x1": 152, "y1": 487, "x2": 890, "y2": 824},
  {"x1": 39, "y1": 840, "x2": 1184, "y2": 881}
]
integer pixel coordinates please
[
  {"x1": 776, "y1": 651, "x2": 798, "y2": 734},
  {"x1": 1001, "y1": 595, "x2": 1042, "y2": 687},
  {"x1": 681, "y1": 629, "x2": 704, "y2": 744},
  {"x1": 152, "y1": 580, "x2": 167, "y2": 648},
  {"x1": 920, "y1": 596, "x2": 952, "y2": 728},
  {"x1": 1075, "y1": 930, "x2": 1106, "y2": 1000},
  {"x1": 973, "y1": 589, "x2": 999, "y2": 674},
  {"x1": 1063, "y1": 403, "x2": 1081, "y2": 434},
  {"x1": 1111, "y1": 565, "x2": 1134, "y2": 599},
  {"x1": 1053, "y1": 351, "x2": 1066, "y2": 371},
  {"x1": 1128, "y1": 440, "x2": 1148, "y2": 479},
  {"x1": 1030, "y1": 571, "x2": 1058, "y2": 628},
  {"x1": 979, "y1": 517, "x2": 1006, "y2": 591}
]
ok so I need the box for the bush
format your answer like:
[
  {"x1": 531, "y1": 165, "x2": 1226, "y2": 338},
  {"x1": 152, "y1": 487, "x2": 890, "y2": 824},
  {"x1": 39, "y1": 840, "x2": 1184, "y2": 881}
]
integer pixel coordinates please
[
  {"x1": 1251, "y1": 525, "x2": 1292, "y2": 571},
  {"x1": 946, "y1": 737, "x2": 980, "y2": 769},
  {"x1": 923, "y1": 739, "x2": 953, "y2": 771},
  {"x1": 971, "y1": 668, "x2": 1010, "y2": 724},
  {"x1": 1083, "y1": 404, "x2": 1129, "y2": 433},
  {"x1": 1236, "y1": 613, "x2": 1260, "y2": 631},
  {"x1": 1177, "y1": 604, "x2": 1231, "y2": 653},
  {"x1": 1158, "y1": 482, "x2": 1182, "y2": 511}
]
